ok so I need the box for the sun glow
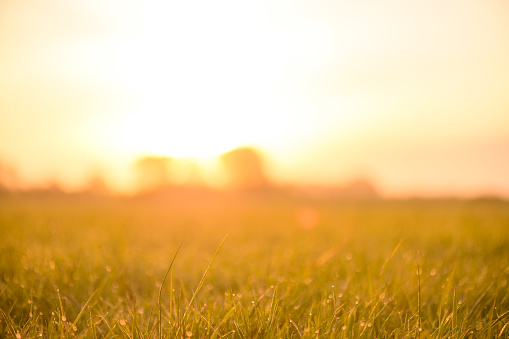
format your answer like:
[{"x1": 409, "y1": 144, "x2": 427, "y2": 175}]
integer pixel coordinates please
[
  {"x1": 2, "y1": 0, "x2": 509, "y2": 195},
  {"x1": 98, "y1": 0, "x2": 338, "y2": 159},
  {"x1": 115, "y1": 110, "x2": 257, "y2": 158}
]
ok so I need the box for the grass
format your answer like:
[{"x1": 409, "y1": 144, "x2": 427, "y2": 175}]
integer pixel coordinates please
[{"x1": 1, "y1": 195, "x2": 509, "y2": 338}]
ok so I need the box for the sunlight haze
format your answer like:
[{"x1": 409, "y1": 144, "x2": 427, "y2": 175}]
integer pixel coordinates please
[{"x1": 1, "y1": 0, "x2": 508, "y2": 196}]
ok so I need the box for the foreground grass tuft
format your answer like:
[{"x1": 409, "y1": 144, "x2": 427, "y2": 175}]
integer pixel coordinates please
[{"x1": 1, "y1": 197, "x2": 509, "y2": 338}]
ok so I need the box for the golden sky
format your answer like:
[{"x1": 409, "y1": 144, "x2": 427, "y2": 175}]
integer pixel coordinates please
[{"x1": 1, "y1": 0, "x2": 509, "y2": 196}]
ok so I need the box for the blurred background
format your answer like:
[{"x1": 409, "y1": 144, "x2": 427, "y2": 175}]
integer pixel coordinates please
[{"x1": 1, "y1": 0, "x2": 509, "y2": 198}]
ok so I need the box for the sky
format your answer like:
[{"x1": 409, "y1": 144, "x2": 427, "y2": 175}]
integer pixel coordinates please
[{"x1": 1, "y1": 0, "x2": 509, "y2": 197}]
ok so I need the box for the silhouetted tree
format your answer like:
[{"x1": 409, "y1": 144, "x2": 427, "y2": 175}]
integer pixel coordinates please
[
  {"x1": 337, "y1": 178, "x2": 378, "y2": 199},
  {"x1": 220, "y1": 147, "x2": 269, "y2": 189},
  {"x1": 85, "y1": 173, "x2": 110, "y2": 195},
  {"x1": 185, "y1": 160, "x2": 204, "y2": 186},
  {"x1": 133, "y1": 156, "x2": 173, "y2": 192},
  {"x1": 0, "y1": 160, "x2": 18, "y2": 192}
]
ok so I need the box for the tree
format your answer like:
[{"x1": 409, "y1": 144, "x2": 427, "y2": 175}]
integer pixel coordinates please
[
  {"x1": 220, "y1": 147, "x2": 269, "y2": 189},
  {"x1": 0, "y1": 160, "x2": 18, "y2": 192},
  {"x1": 133, "y1": 156, "x2": 173, "y2": 192}
]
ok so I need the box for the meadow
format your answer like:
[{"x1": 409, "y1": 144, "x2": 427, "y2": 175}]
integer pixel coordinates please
[{"x1": 1, "y1": 194, "x2": 509, "y2": 338}]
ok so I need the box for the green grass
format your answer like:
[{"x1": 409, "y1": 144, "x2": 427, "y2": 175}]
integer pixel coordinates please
[{"x1": 1, "y1": 195, "x2": 509, "y2": 338}]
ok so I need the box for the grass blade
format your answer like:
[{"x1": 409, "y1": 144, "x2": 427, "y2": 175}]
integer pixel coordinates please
[
  {"x1": 210, "y1": 305, "x2": 236, "y2": 339},
  {"x1": 380, "y1": 239, "x2": 403, "y2": 276},
  {"x1": 182, "y1": 234, "x2": 228, "y2": 322},
  {"x1": 72, "y1": 283, "x2": 105, "y2": 328},
  {"x1": 159, "y1": 242, "x2": 184, "y2": 339}
]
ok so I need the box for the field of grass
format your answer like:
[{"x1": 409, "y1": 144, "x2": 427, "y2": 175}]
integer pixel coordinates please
[{"x1": 1, "y1": 195, "x2": 509, "y2": 338}]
